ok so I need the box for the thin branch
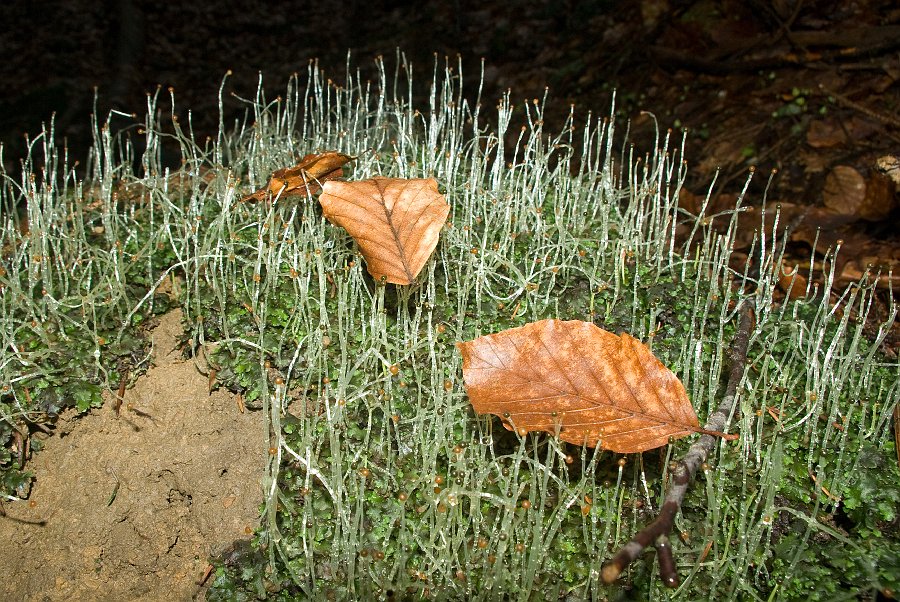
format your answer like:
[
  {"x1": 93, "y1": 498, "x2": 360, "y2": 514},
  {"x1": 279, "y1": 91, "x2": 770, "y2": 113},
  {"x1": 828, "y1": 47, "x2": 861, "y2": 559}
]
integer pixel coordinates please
[
  {"x1": 650, "y1": 24, "x2": 900, "y2": 75},
  {"x1": 818, "y1": 84, "x2": 900, "y2": 131},
  {"x1": 602, "y1": 300, "x2": 756, "y2": 587}
]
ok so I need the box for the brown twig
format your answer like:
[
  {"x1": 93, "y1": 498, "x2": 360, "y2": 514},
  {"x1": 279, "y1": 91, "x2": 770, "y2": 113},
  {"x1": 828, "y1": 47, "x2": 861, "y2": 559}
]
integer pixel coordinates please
[
  {"x1": 818, "y1": 84, "x2": 900, "y2": 131},
  {"x1": 12, "y1": 428, "x2": 28, "y2": 469},
  {"x1": 602, "y1": 300, "x2": 756, "y2": 587},
  {"x1": 196, "y1": 563, "x2": 215, "y2": 586},
  {"x1": 893, "y1": 403, "x2": 900, "y2": 471},
  {"x1": 114, "y1": 368, "x2": 128, "y2": 416},
  {"x1": 650, "y1": 24, "x2": 900, "y2": 75}
]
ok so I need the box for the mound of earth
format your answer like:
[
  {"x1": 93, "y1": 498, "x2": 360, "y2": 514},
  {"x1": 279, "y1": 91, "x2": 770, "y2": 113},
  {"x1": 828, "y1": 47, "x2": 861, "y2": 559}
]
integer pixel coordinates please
[{"x1": 0, "y1": 309, "x2": 264, "y2": 601}]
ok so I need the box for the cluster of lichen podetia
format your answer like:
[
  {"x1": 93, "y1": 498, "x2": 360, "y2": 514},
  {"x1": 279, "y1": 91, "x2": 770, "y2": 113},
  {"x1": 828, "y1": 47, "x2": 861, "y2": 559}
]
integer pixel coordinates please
[
  {"x1": 253, "y1": 153, "x2": 732, "y2": 448},
  {"x1": 243, "y1": 131, "x2": 749, "y2": 586},
  {"x1": 3, "y1": 57, "x2": 897, "y2": 599},
  {"x1": 209, "y1": 63, "x2": 892, "y2": 591}
]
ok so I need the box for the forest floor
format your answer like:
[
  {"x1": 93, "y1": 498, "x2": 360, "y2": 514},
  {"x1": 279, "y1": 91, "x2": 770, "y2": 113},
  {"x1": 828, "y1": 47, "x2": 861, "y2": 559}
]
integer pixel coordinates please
[{"x1": 1, "y1": 1, "x2": 899, "y2": 598}]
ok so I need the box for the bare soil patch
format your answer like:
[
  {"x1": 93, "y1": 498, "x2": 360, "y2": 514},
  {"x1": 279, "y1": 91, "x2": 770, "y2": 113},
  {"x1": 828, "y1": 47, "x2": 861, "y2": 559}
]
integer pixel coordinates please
[{"x1": 0, "y1": 309, "x2": 264, "y2": 602}]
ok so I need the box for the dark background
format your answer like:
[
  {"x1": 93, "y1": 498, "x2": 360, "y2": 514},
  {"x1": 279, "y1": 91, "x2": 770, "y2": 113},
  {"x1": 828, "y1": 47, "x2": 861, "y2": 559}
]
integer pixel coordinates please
[
  {"x1": 1, "y1": 0, "x2": 898, "y2": 323},
  {"x1": 2, "y1": 1, "x2": 897, "y2": 180},
  {"x1": 1, "y1": 0, "x2": 634, "y2": 172}
]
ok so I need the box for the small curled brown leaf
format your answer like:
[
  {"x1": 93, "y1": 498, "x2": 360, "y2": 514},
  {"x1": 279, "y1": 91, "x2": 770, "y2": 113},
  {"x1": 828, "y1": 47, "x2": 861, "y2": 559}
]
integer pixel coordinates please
[
  {"x1": 241, "y1": 151, "x2": 353, "y2": 202},
  {"x1": 458, "y1": 319, "x2": 733, "y2": 453}
]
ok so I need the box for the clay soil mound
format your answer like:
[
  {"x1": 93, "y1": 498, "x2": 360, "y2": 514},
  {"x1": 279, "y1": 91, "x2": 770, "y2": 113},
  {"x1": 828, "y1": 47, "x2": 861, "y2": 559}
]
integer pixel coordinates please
[{"x1": 0, "y1": 309, "x2": 264, "y2": 601}]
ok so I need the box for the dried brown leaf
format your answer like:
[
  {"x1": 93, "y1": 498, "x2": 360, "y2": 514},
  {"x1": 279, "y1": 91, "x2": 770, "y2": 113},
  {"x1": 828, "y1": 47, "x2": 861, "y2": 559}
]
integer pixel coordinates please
[
  {"x1": 319, "y1": 177, "x2": 450, "y2": 285},
  {"x1": 823, "y1": 165, "x2": 866, "y2": 217},
  {"x1": 241, "y1": 151, "x2": 353, "y2": 202},
  {"x1": 458, "y1": 319, "x2": 733, "y2": 453},
  {"x1": 777, "y1": 262, "x2": 808, "y2": 300},
  {"x1": 806, "y1": 119, "x2": 848, "y2": 149},
  {"x1": 823, "y1": 165, "x2": 897, "y2": 221}
]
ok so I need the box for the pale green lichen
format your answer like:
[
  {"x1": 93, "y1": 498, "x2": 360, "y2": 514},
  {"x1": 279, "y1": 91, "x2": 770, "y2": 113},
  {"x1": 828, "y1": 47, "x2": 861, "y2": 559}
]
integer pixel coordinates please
[{"x1": 1, "y1": 54, "x2": 897, "y2": 600}]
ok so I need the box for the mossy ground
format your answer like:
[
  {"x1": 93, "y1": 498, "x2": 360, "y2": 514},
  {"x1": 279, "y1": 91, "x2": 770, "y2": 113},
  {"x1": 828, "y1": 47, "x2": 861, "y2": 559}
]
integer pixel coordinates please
[{"x1": 2, "y1": 57, "x2": 898, "y2": 601}]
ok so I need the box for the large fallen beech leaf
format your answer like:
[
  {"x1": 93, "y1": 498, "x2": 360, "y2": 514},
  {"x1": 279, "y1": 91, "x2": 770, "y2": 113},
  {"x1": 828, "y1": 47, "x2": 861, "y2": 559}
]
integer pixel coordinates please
[
  {"x1": 319, "y1": 177, "x2": 450, "y2": 285},
  {"x1": 458, "y1": 319, "x2": 735, "y2": 453},
  {"x1": 241, "y1": 151, "x2": 353, "y2": 202}
]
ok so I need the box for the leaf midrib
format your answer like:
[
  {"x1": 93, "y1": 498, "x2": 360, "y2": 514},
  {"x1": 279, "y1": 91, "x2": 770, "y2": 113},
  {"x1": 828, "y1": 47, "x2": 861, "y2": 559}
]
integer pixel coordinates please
[{"x1": 377, "y1": 179, "x2": 414, "y2": 283}]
